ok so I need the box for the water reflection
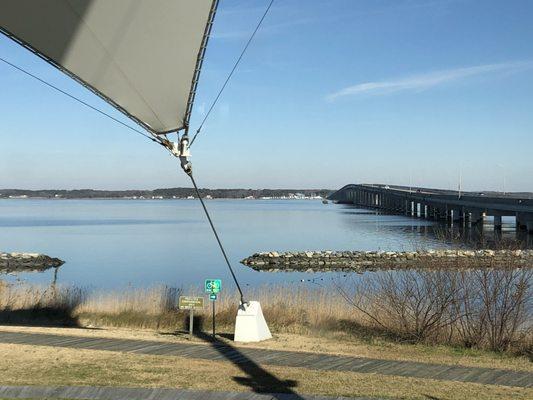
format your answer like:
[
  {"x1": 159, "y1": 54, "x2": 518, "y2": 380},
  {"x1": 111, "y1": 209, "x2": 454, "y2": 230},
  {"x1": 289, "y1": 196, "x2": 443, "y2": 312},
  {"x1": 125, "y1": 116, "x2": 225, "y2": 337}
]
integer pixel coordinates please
[
  {"x1": 339, "y1": 205, "x2": 533, "y2": 250},
  {"x1": 0, "y1": 199, "x2": 531, "y2": 289}
]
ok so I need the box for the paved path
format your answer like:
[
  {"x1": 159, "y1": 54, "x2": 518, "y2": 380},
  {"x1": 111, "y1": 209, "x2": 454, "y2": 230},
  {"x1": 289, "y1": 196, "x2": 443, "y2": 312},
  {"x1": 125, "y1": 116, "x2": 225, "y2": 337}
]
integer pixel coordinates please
[
  {"x1": 0, "y1": 331, "x2": 531, "y2": 389},
  {"x1": 0, "y1": 385, "x2": 376, "y2": 400}
]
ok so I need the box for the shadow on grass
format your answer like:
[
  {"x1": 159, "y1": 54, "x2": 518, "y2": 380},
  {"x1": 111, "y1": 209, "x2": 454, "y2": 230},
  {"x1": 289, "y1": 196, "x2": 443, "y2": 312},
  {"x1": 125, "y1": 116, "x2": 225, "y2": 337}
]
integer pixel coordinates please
[
  {"x1": 0, "y1": 306, "x2": 80, "y2": 327},
  {"x1": 217, "y1": 332, "x2": 235, "y2": 341},
  {"x1": 331, "y1": 318, "x2": 414, "y2": 344},
  {"x1": 193, "y1": 330, "x2": 302, "y2": 399},
  {"x1": 166, "y1": 314, "x2": 302, "y2": 398}
]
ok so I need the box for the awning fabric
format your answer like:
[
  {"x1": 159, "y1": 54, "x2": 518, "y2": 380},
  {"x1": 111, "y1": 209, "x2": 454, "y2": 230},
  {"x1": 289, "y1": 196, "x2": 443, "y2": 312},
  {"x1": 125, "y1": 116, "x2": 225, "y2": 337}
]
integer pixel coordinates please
[{"x1": 0, "y1": 0, "x2": 217, "y2": 134}]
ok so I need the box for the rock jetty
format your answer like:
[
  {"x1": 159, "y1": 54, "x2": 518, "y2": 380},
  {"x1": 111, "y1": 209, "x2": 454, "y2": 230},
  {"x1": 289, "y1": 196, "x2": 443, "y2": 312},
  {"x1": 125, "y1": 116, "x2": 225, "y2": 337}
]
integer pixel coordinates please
[
  {"x1": 241, "y1": 250, "x2": 533, "y2": 272},
  {"x1": 0, "y1": 252, "x2": 64, "y2": 274}
]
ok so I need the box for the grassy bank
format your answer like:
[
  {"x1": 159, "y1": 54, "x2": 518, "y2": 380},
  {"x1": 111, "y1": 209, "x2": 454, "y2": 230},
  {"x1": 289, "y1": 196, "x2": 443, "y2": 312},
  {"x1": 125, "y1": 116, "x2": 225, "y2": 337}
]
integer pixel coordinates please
[
  {"x1": 0, "y1": 281, "x2": 352, "y2": 333},
  {"x1": 1, "y1": 268, "x2": 531, "y2": 360}
]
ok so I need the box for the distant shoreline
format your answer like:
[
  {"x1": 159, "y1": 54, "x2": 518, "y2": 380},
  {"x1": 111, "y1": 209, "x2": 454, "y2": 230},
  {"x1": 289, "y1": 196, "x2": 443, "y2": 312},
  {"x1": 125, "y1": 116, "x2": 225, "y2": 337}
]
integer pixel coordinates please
[
  {"x1": 0, "y1": 188, "x2": 332, "y2": 201},
  {"x1": 0, "y1": 197, "x2": 326, "y2": 201}
]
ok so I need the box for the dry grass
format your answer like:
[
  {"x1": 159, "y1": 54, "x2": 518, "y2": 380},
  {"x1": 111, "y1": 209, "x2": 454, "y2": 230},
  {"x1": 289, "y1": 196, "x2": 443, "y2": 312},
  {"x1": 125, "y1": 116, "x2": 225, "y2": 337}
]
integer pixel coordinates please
[
  {"x1": 1, "y1": 278, "x2": 531, "y2": 368},
  {"x1": 0, "y1": 281, "x2": 354, "y2": 332},
  {"x1": 0, "y1": 343, "x2": 531, "y2": 400},
  {"x1": 336, "y1": 267, "x2": 533, "y2": 355}
]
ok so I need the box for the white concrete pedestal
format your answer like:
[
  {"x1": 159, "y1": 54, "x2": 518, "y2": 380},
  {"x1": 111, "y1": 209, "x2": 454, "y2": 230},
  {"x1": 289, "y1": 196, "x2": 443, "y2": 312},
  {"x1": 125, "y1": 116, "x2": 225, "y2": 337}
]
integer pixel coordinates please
[{"x1": 234, "y1": 301, "x2": 272, "y2": 342}]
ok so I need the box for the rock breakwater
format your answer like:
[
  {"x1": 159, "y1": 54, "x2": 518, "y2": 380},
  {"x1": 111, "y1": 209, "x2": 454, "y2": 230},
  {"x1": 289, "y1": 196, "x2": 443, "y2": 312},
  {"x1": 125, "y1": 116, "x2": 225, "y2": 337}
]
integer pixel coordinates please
[
  {"x1": 241, "y1": 250, "x2": 533, "y2": 272},
  {"x1": 1, "y1": 252, "x2": 64, "y2": 274}
]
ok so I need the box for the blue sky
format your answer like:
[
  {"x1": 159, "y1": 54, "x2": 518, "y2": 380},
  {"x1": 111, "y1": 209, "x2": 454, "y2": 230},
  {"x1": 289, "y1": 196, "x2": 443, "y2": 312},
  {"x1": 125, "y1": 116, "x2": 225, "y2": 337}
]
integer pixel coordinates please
[{"x1": 1, "y1": 0, "x2": 533, "y2": 191}]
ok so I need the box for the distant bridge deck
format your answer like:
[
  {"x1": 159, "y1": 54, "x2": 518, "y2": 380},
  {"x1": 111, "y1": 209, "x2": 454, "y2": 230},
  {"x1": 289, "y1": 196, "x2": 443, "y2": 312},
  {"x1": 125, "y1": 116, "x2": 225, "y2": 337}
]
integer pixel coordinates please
[{"x1": 328, "y1": 184, "x2": 533, "y2": 232}]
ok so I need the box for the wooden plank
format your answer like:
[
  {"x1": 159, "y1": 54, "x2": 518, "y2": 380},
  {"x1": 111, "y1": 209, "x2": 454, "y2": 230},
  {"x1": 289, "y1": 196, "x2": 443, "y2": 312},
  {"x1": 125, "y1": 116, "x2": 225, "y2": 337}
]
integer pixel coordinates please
[
  {"x1": 1, "y1": 330, "x2": 531, "y2": 388},
  {"x1": 0, "y1": 384, "x2": 378, "y2": 400}
]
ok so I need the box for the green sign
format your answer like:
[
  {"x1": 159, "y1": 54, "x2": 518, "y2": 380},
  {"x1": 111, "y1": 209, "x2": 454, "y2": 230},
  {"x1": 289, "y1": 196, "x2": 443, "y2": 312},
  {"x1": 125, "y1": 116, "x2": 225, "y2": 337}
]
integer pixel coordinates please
[
  {"x1": 205, "y1": 279, "x2": 222, "y2": 294},
  {"x1": 178, "y1": 296, "x2": 204, "y2": 310},
  {"x1": 209, "y1": 293, "x2": 217, "y2": 301}
]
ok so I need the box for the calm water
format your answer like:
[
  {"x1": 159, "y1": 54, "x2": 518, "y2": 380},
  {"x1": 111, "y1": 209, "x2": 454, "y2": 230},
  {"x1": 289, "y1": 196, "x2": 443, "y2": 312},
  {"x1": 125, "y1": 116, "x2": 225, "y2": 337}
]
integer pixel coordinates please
[{"x1": 0, "y1": 199, "x2": 523, "y2": 290}]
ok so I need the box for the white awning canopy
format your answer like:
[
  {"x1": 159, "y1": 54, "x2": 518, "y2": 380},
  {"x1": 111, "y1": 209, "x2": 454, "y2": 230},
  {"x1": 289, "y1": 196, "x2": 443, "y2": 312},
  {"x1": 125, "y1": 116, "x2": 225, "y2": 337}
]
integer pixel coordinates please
[{"x1": 0, "y1": 0, "x2": 217, "y2": 134}]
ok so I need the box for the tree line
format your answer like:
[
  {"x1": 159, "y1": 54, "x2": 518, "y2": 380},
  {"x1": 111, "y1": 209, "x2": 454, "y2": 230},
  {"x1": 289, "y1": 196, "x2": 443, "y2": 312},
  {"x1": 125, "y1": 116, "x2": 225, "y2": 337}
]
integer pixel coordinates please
[{"x1": 0, "y1": 188, "x2": 332, "y2": 199}]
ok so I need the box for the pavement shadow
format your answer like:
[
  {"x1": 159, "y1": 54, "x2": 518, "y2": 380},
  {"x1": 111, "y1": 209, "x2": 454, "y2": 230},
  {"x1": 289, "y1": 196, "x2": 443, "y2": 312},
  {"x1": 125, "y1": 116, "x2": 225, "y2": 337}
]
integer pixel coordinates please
[{"x1": 194, "y1": 331, "x2": 303, "y2": 399}]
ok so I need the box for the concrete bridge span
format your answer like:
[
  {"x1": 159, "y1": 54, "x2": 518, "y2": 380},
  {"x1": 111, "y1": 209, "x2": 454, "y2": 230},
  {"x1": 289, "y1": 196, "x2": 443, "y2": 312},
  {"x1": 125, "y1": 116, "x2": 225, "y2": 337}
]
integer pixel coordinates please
[{"x1": 328, "y1": 184, "x2": 533, "y2": 233}]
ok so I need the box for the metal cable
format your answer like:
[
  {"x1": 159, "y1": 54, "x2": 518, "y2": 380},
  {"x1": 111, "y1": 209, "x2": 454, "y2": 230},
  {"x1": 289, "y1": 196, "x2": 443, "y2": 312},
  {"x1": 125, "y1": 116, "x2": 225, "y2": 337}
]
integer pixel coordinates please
[
  {"x1": 2, "y1": 54, "x2": 248, "y2": 302},
  {"x1": 189, "y1": 172, "x2": 246, "y2": 304},
  {"x1": 190, "y1": 0, "x2": 275, "y2": 147},
  {"x1": 0, "y1": 56, "x2": 162, "y2": 145}
]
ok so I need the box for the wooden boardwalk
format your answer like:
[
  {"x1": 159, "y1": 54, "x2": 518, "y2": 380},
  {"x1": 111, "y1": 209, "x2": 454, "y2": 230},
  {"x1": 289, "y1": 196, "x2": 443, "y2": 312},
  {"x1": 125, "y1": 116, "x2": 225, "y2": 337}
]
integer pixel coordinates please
[
  {"x1": 0, "y1": 331, "x2": 531, "y2": 389},
  {"x1": 0, "y1": 385, "x2": 373, "y2": 400}
]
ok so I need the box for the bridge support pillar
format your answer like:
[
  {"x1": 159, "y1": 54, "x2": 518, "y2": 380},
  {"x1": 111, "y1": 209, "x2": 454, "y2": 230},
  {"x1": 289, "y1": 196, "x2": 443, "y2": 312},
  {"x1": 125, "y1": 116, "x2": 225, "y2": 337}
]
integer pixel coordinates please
[
  {"x1": 517, "y1": 213, "x2": 533, "y2": 233},
  {"x1": 493, "y1": 215, "x2": 502, "y2": 230},
  {"x1": 451, "y1": 209, "x2": 463, "y2": 222},
  {"x1": 515, "y1": 212, "x2": 530, "y2": 230},
  {"x1": 445, "y1": 206, "x2": 451, "y2": 224},
  {"x1": 516, "y1": 213, "x2": 522, "y2": 230},
  {"x1": 469, "y1": 212, "x2": 483, "y2": 225}
]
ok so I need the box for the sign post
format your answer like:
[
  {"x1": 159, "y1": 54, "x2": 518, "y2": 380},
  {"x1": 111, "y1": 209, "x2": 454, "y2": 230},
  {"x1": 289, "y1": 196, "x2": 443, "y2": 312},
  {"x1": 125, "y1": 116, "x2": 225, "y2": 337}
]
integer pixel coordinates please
[
  {"x1": 189, "y1": 308, "x2": 194, "y2": 339},
  {"x1": 205, "y1": 279, "x2": 221, "y2": 339},
  {"x1": 178, "y1": 296, "x2": 205, "y2": 339},
  {"x1": 209, "y1": 293, "x2": 217, "y2": 338}
]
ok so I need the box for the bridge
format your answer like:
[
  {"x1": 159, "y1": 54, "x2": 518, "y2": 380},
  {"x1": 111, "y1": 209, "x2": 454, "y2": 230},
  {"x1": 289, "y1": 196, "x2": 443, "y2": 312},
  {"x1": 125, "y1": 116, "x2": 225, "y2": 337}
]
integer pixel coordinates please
[{"x1": 328, "y1": 184, "x2": 533, "y2": 233}]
